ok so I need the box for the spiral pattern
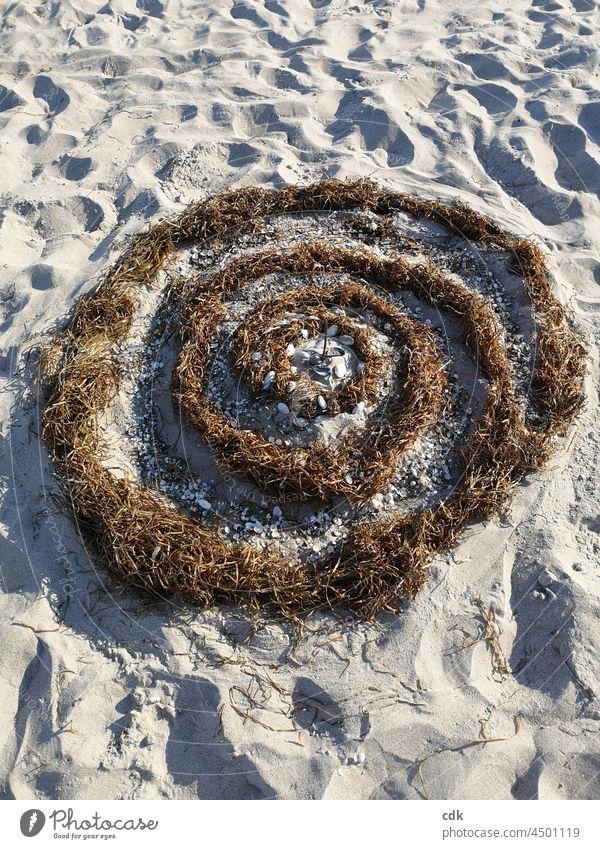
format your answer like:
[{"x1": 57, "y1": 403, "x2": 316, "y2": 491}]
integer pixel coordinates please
[{"x1": 41, "y1": 180, "x2": 585, "y2": 616}]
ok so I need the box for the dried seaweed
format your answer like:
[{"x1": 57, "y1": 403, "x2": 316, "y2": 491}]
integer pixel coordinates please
[{"x1": 40, "y1": 179, "x2": 586, "y2": 618}]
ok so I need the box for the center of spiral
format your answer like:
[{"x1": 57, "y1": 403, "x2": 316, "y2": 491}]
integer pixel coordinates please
[{"x1": 289, "y1": 327, "x2": 361, "y2": 406}]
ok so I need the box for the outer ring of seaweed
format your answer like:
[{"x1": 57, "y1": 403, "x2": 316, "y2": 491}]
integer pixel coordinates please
[{"x1": 40, "y1": 179, "x2": 586, "y2": 617}]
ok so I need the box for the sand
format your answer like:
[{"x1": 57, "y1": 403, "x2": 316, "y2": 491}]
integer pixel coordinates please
[{"x1": 0, "y1": 0, "x2": 599, "y2": 800}]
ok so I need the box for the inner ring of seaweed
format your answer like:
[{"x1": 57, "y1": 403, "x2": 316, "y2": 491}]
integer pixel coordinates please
[
  {"x1": 231, "y1": 295, "x2": 384, "y2": 418},
  {"x1": 174, "y1": 251, "x2": 447, "y2": 502}
]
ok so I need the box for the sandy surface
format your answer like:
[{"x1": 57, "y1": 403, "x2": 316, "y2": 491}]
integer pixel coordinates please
[{"x1": 1, "y1": 0, "x2": 599, "y2": 800}]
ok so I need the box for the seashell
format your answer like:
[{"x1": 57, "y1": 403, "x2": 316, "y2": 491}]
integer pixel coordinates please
[
  {"x1": 317, "y1": 395, "x2": 327, "y2": 410},
  {"x1": 327, "y1": 324, "x2": 339, "y2": 336},
  {"x1": 334, "y1": 363, "x2": 346, "y2": 379},
  {"x1": 285, "y1": 343, "x2": 295, "y2": 356},
  {"x1": 262, "y1": 370, "x2": 276, "y2": 388},
  {"x1": 338, "y1": 335, "x2": 354, "y2": 346},
  {"x1": 250, "y1": 352, "x2": 262, "y2": 361},
  {"x1": 277, "y1": 402, "x2": 290, "y2": 414}
]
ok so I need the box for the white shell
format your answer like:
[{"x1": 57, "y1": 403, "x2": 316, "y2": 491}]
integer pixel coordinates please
[
  {"x1": 326, "y1": 324, "x2": 339, "y2": 336},
  {"x1": 262, "y1": 370, "x2": 276, "y2": 388},
  {"x1": 285, "y1": 343, "x2": 295, "y2": 356},
  {"x1": 339, "y1": 335, "x2": 354, "y2": 346},
  {"x1": 251, "y1": 351, "x2": 262, "y2": 361},
  {"x1": 277, "y1": 402, "x2": 290, "y2": 415},
  {"x1": 334, "y1": 363, "x2": 346, "y2": 379},
  {"x1": 537, "y1": 570, "x2": 554, "y2": 588},
  {"x1": 317, "y1": 395, "x2": 327, "y2": 410}
]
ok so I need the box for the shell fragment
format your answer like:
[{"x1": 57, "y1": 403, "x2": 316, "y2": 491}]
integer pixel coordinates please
[{"x1": 262, "y1": 370, "x2": 276, "y2": 388}]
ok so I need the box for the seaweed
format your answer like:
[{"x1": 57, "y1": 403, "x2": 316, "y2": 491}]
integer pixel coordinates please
[{"x1": 40, "y1": 179, "x2": 586, "y2": 618}]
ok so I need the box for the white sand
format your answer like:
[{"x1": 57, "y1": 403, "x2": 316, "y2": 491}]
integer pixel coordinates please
[{"x1": 1, "y1": 0, "x2": 599, "y2": 800}]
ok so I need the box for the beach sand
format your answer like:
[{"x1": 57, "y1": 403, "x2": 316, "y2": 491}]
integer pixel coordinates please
[{"x1": 0, "y1": 0, "x2": 599, "y2": 800}]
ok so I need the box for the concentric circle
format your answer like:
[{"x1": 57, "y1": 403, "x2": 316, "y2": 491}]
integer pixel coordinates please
[
  {"x1": 40, "y1": 179, "x2": 586, "y2": 616},
  {"x1": 175, "y1": 245, "x2": 447, "y2": 502}
]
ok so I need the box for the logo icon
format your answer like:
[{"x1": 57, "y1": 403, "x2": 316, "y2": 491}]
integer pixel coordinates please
[{"x1": 20, "y1": 810, "x2": 46, "y2": 837}]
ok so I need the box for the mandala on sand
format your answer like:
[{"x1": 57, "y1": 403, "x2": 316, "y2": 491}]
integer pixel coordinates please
[{"x1": 41, "y1": 180, "x2": 586, "y2": 617}]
